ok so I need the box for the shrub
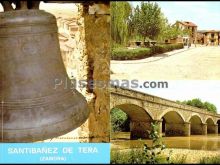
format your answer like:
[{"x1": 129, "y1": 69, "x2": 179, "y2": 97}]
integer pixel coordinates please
[
  {"x1": 112, "y1": 48, "x2": 151, "y2": 60},
  {"x1": 177, "y1": 98, "x2": 217, "y2": 114},
  {"x1": 111, "y1": 43, "x2": 183, "y2": 60},
  {"x1": 144, "y1": 121, "x2": 170, "y2": 164},
  {"x1": 151, "y1": 43, "x2": 183, "y2": 54},
  {"x1": 111, "y1": 108, "x2": 130, "y2": 132}
]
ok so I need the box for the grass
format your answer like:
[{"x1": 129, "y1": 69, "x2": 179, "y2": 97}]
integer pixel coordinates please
[
  {"x1": 110, "y1": 149, "x2": 188, "y2": 164},
  {"x1": 111, "y1": 149, "x2": 144, "y2": 164},
  {"x1": 200, "y1": 156, "x2": 220, "y2": 164},
  {"x1": 111, "y1": 149, "x2": 220, "y2": 164}
]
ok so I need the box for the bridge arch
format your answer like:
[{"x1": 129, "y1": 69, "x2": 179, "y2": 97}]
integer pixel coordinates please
[
  {"x1": 159, "y1": 109, "x2": 186, "y2": 122},
  {"x1": 189, "y1": 115, "x2": 203, "y2": 135},
  {"x1": 111, "y1": 103, "x2": 153, "y2": 139},
  {"x1": 206, "y1": 118, "x2": 216, "y2": 134},
  {"x1": 111, "y1": 87, "x2": 220, "y2": 137},
  {"x1": 114, "y1": 104, "x2": 153, "y2": 123},
  {"x1": 160, "y1": 111, "x2": 188, "y2": 136},
  {"x1": 217, "y1": 120, "x2": 220, "y2": 134}
]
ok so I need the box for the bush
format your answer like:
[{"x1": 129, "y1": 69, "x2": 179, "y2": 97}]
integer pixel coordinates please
[
  {"x1": 111, "y1": 108, "x2": 130, "y2": 132},
  {"x1": 151, "y1": 43, "x2": 183, "y2": 54},
  {"x1": 112, "y1": 48, "x2": 151, "y2": 60},
  {"x1": 111, "y1": 43, "x2": 183, "y2": 60},
  {"x1": 177, "y1": 98, "x2": 217, "y2": 114}
]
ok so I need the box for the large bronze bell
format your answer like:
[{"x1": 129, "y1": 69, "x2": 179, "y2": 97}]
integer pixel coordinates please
[{"x1": 0, "y1": 1, "x2": 89, "y2": 142}]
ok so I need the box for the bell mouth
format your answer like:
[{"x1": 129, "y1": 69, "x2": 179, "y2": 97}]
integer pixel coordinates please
[{"x1": 1, "y1": 90, "x2": 89, "y2": 142}]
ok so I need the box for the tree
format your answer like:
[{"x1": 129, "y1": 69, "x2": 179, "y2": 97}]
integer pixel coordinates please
[
  {"x1": 203, "y1": 102, "x2": 217, "y2": 114},
  {"x1": 110, "y1": 108, "x2": 130, "y2": 132},
  {"x1": 111, "y1": 1, "x2": 132, "y2": 46},
  {"x1": 132, "y1": 2, "x2": 165, "y2": 41},
  {"x1": 176, "y1": 98, "x2": 217, "y2": 114},
  {"x1": 158, "y1": 21, "x2": 191, "y2": 42},
  {"x1": 128, "y1": 5, "x2": 141, "y2": 41}
]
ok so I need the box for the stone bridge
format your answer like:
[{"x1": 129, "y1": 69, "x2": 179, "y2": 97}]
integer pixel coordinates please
[{"x1": 110, "y1": 86, "x2": 220, "y2": 139}]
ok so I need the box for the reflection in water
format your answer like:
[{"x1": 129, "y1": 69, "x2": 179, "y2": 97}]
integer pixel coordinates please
[{"x1": 111, "y1": 132, "x2": 220, "y2": 151}]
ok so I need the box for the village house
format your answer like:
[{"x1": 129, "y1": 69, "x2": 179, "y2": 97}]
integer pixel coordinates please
[
  {"x1": 175, "y1": 21, "x2": 197, "y2": 45},
  {"x1": 164, "y1": 21, "x2": 197, "y2": 45},
  {"x1": 197, "y1": 30, "x2": 220, "y2": 46}
]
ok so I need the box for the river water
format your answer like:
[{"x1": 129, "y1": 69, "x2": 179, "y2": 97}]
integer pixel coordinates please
[{"x1": 111, "y1": 132, "x2": 220, "y2": 151}]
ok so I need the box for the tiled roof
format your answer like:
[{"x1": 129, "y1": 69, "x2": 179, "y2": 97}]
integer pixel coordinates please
[
  {"x1": 198, "y1": 30, "x2": 220, "y2": 33},
  {"x1": 179, "y1": 21, "x2": 197, "y2": 27}
]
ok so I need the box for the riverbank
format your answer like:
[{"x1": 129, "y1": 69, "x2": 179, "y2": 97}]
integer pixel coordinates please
[
  {"x1": 111, "y1": 148, "x2": 220, "y2": 164},
  {"x1": 163, "y1": 148, "x2": 220, "y2": 164}
]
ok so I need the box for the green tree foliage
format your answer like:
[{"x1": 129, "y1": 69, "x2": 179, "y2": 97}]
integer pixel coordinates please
[
  {"x1": 127, "y1": 5, "x2": 141, "y2": 40},
  {"x1": 177, "y1": 98, "x2": 217, "y2": 114},
  {"x1": 112, "y1": 2, "x2": 188, "y2": 46},
  {"x1": 203, "y1": 101, "x2": 217, "y2": 114},
  {"x1": 159, "y1": 23, "x2": 186, "y2": 41},
  {"x1": 131, "y1": 2, "x2": 164, "y2": 41},
  {"x1": 110, "y1": 108, "x2": 130, "y2": 132},
  {"x1": 111, "y1": 1, "x2": 132, "y2": 46}
]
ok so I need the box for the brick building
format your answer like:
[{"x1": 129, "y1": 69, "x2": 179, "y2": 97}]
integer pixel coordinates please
[
  {"x1": 197, "y1": 30, "x2": 220, "y2": 46},
  {"x1": 175, "y1": 21, "x2": 197, "y2": 44}
]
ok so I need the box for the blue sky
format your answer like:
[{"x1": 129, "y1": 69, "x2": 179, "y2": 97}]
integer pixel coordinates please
[{"x1": 130, "y1": 1, "x2": 220, "y2": 30}]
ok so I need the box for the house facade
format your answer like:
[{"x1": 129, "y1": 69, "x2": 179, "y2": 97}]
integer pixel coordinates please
[
  {"x1": 197, "y1": 30, "x2": 220, "y2": 46},
  {"x1": 176, "y1": 21, "x2": 197, "y2": 44},
  {"x1": 166, "y1": 21, "x2": 220, "y2": 46},
  {"x1": 164, "y1": 21, "x2": 197, "y2": 45}
]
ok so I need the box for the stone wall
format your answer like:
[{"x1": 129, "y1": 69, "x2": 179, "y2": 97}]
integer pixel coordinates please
[
  {"x1": 191, "y1": 123, "x2": 203, "y2": 135},
  {"x1": 111, "y1": 86, "x2": 220, "y2": 124},
  {"x1": 45, "y1": 3, "x2": 110, "y2": 142},
  {"x1": 62, "y1": 3, "x2": 110, "y2": 142},
  {"x1": 165, "y1": 123, "x2": 190, "y2": 136},
  {"x1": 83, "y1": 3, "x2": 110, "y2": 142},
  {"x1": 130, "y1": 121, "x2": 151, "y2": 139}
]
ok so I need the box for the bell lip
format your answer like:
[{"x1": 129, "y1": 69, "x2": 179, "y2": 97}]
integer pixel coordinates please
[
  {"x1": 1, "y1": 101, "x2": 89, "y2": 143},
  {"x1": 1, "y1": 90, "x2": 90, "y2": 143}
]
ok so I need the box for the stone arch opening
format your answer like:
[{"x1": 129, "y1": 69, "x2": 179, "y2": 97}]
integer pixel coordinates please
[
  {"x1": 206, "y1": 118, "x2": 215, "y2": 134},
  {"x1": 162, "y1": 117, "x2": 166, "y2": 134},
  {"x1": 161, "y1": 111, "x2": 187, "y2": 136},
  {"x1": 190, "y1": 115, "x2": 203, "y2": 135},
  {"x1": 218, "y1": 120, "x2": 220, "y2": 134},
  {"x1": 111, "y1": 104, "x2": 153, "y2": 139}
]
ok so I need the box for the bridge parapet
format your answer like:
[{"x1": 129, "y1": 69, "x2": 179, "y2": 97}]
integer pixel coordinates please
[{"x1": 111, "y1": 86, "x2": 220, "y2": 118}]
